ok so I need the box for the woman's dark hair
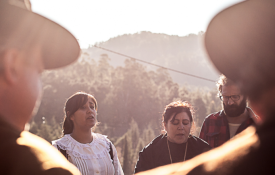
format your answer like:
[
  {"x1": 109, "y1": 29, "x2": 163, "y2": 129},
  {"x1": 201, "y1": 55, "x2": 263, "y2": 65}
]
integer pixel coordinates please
[
  {"x1": 162, "y1": 101, "x2": 194, "y2": 124},
  {"x1": 62, "y1": 92, "x2": 97, "y2": 135}
]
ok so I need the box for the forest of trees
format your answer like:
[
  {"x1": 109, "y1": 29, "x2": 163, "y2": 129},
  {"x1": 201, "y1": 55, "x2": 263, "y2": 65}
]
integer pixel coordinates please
[
  {"x1": 85, "y1": 31, "x2": 219, "y2": 87},
  {"x1": 29, "y1": 52, "x2": 222, "y2": 174}
]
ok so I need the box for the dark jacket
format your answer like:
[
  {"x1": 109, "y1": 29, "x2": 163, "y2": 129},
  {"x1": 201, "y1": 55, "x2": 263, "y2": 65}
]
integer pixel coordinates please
[
  {"x1": 0, "y1": 117, "x2": 80, "y2": 175},
  {"x1": 134, "y1": 134, "x2": 211, "y2": 174}
]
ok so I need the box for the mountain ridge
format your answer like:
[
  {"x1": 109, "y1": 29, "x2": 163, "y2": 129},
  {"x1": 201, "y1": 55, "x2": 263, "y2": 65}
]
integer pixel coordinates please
[{"x1": 83, "y1": 31, "x2": 219, "y2": 88}]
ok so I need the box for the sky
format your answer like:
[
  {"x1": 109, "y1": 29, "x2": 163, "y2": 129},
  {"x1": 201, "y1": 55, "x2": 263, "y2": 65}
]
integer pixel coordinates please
[{"x1": 32, "y1": 0, "x2": 242, "y2": 48}]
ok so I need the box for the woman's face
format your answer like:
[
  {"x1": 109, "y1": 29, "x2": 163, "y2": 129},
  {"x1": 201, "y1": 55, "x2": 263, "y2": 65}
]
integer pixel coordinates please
[
  {"x1": 70, "y1": 97, "x2": 97, "y2": 131},
  {"x1": 164, "y1": 112, "x2": 191, "y2": 144}
]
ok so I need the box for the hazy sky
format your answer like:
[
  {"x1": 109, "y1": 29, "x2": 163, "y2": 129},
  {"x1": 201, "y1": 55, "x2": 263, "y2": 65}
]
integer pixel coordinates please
[{"x1": 32, "y1": 0, "x2": 242, "y2": 48}]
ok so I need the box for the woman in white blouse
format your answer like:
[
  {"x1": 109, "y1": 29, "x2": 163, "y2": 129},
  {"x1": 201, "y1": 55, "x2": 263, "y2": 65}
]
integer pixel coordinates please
[{"x1": 52, "y1": 92, "x2": 124, "y2": 175}]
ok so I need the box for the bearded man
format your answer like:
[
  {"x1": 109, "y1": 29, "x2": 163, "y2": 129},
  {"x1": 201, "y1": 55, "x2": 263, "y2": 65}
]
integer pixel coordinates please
[{"x1": 199, "y1": 74, "x2": 258, "y2": 148}]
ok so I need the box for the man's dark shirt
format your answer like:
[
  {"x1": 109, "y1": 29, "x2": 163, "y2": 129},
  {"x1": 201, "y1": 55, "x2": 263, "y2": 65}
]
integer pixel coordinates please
[
  {"x1": 199, "y1": 108, "x2": 256, "y2": 148},
  {"x1": 0, "y1": 117, "x2": 80, "y2": 175}
]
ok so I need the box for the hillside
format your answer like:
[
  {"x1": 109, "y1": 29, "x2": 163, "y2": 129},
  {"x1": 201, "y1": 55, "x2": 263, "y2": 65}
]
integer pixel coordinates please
[{"x1": 84, "y1": 31, "x2": 219, "y2": 88}]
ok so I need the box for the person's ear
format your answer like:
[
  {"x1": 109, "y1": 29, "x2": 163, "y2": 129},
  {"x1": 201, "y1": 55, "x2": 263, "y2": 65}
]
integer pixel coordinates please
[
  {"x1": 67, "y1": 112, "x2": 74, "y2": 121},
  {"x1": 0, "y1": 49, "x2": 21, "y2": 85},
  {"x1": 70, "y1": 116, "x2": 74, "y2": 122},
  {"x1": 163, "y1": 121, "x2": 167, "y2": 131}
]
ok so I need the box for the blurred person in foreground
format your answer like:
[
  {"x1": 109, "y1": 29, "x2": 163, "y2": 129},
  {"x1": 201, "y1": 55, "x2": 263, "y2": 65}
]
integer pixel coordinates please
[
  {"x1": 0, "y1": 0, "x2": 81, "y2": 174},
  {"x1": 134, "y1": 101, "x2": 211, "y2": 174},
  {"x1": 199, "y1": 74, "x2": 258, "y2": 148},
  {"x1": 52, "y1": 92, "x2": 124, "y2": 175},
  {"x1": 136, "y1": 0, "x2": 275, "y2": 174}
]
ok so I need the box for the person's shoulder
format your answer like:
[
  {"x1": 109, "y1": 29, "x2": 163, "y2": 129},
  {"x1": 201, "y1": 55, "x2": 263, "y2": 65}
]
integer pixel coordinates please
[
  {"x1": 190, "y1": 135, "x2": 208, "y2": 143},
  {"x1": 92, "y1": 132, "x2": 114, "y2": 151},
  {"x1": 52, "y1": 135, "x2": 68, "y2": 147},
  {"x1": 93, "y1": 132, "x2": 111, "y2": 143},
  {"x1": 93, "y1": 132, "x2": 107, "y2": 138},
  {"x1": 141, "y1": 134, "x2": 164, "y2": 152},
  {"x1": 0, "y1": 131, "x2": 80, "y2": 174},
  {"x1": 205, "y1": 111, "x2": 222, "y2": 120},
  {"x1": 147, "y1": 134, "x2": 164, "y2": 147},
  {"x1": 247, "y1": 107, "x2": 261, "y2": 123},
  {"x1": 21, "y1": 132, "x2": 80, "y2": 172},
  {"x1": 189, "y1": 135, "x2": 211, "y2": 149}
]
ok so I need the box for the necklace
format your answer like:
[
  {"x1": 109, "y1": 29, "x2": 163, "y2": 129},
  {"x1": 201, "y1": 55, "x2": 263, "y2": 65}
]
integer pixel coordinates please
[{"x1": 167, "y1": 137, "x2": 188, "y2": 164}]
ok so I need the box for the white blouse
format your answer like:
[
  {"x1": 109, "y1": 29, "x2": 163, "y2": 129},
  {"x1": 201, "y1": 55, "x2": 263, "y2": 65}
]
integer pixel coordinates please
[{"x1": 52, "y1": 133, "x2": 124, "y2": 175}]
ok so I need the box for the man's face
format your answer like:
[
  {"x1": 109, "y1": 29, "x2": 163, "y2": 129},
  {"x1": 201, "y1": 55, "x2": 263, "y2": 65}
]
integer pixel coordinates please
[{"x1": 221, "y1": 84, "x2": 246, "y2": 117}]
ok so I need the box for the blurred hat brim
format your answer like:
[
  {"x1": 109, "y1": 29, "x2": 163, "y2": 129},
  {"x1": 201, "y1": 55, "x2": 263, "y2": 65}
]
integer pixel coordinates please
[
  {"x1": 0, "y1": 1, "x2": 80, "y2": 69},
  {"x1": 205, "y1": 0, "x2": 275, "y2": 84}
]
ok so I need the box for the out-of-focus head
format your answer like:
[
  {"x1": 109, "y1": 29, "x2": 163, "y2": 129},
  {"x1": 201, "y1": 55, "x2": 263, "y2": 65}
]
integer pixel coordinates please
[
  {"x1": 217, "y1": 75, "x2": 241, "y2": 96},
  {"x1": 162, "y1": 101, "x2": 193, "y2": 144},
  {"x1": 205, "y1": 0, "x2": 275, "y2": 118},
  {"x1": 217, "y1": 75, "x2": 247, "y2": 117},
  {"x1": 205, "y1": 0, "x2": 275, "y2": 101},
  {"x1": 63, "y1": 92, "x2": 98, "y2": 135},
  {"x1": 0, "y1": 0, "x2": 80, "y2": 130}
]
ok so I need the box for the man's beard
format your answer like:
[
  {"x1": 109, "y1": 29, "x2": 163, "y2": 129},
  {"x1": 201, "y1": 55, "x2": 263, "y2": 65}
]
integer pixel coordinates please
[{"x1": 223, "y1": 98, "x2": 247, "y2": 117}]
